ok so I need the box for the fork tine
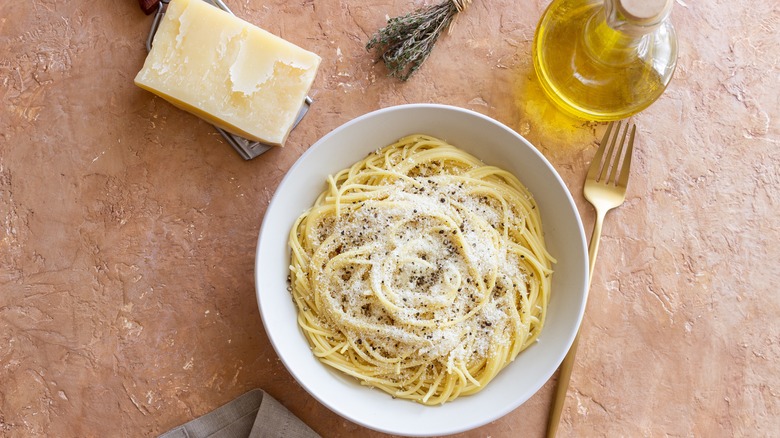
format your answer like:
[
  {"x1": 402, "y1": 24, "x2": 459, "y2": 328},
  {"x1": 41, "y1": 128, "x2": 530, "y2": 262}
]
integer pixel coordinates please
[
  {"x1": 605, "y1": 122, "x2": 630, "y2": 184},
  {"x1": 587, "y1": 121, "x2": 618, "y2": 181},
  {"x1": 598, "y1": 121, "x2": 622, "y2": 182},
  {"x1": 616, "y1": 124, "x2": 636, "y2": 188}
]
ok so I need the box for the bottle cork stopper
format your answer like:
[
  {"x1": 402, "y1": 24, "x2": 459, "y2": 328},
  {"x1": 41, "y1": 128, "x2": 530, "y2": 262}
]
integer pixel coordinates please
[{"x1": 617, "y1": 0, "x2": 673, "y2": 24}]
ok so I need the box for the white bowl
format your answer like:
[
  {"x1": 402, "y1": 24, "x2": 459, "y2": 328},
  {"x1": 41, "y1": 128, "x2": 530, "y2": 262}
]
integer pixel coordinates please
[{"x1": 255, "y1": 104, "x2": 588, "y2": 436}]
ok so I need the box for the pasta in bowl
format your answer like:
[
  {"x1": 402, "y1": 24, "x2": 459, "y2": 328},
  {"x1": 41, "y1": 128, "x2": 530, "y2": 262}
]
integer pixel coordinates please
[
  {"x1": 289, "y1": 135, "x2": 554, "y2": 405},
  {"x1": 256, "y1": 105, "x2": 587, "y2": 436}
]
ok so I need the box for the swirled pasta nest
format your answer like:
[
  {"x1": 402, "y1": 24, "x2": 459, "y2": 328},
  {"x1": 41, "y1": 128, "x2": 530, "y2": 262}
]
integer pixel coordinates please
[{"x1": 289, "y1": 135, "x2": 554, "y2": 405}]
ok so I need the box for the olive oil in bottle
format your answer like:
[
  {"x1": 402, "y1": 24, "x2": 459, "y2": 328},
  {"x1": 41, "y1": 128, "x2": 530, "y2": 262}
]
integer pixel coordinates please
[{"x1": 533, "y1": 0, "x2": 678, "y2": 121}]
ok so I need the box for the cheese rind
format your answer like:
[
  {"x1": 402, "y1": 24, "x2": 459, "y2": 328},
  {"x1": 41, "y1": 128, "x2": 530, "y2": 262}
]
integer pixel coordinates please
[{"x1": 134, "y1": 0, "x2": 321, "y2": 146}]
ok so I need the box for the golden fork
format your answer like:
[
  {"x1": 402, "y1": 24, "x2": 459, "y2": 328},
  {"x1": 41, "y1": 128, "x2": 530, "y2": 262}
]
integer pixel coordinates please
[{"x1": 546, "y1": 121, "x2": 637, "y2": 437}]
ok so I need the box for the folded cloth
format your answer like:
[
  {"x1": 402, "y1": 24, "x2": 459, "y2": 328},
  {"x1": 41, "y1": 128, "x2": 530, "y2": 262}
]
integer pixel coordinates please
[{"x1": 159, "y1": 389, "x2": 320, "y2": 438}]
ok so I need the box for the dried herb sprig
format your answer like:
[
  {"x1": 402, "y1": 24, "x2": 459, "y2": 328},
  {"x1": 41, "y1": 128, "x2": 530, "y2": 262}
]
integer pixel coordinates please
[{"x1": 367, "y1": 0, "x2": 472, "y2": 81}]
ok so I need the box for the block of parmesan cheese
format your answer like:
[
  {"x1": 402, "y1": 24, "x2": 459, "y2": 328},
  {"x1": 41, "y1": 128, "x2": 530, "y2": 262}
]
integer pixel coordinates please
[{"x1": 134, "y1": 0, "x2": 321, "y2": 146}]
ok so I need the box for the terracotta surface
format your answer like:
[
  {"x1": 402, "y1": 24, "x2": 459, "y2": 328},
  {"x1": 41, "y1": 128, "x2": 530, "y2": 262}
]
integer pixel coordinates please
[{"x1": 1, "y1": 0, "x2": 778, "y2": 436}]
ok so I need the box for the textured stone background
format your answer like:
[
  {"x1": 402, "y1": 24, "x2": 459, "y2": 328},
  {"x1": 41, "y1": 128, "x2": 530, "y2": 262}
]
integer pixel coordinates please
[{"x1": 1, "y1": 0, "x2": 778, "y2": 436}]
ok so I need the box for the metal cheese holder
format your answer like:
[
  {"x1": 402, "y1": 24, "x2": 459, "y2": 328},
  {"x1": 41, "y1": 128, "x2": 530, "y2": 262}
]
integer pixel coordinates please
[{"x1": 144, "y1": 0, "x2": 313, "y2": 160}]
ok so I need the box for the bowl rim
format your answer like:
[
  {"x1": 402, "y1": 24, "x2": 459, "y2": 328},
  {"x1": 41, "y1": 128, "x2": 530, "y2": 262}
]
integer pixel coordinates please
[{"x1": 255, "y1": 103, "x2": 588, "y2": 436}]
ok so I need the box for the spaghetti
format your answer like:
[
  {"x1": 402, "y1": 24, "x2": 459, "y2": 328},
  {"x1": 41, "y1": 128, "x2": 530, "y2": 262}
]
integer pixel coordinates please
[{"x1": 288, "y1": 135, "x2": 554, "y2": 405}]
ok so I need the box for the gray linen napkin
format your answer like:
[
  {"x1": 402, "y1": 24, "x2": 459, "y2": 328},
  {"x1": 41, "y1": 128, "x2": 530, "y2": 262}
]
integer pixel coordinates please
[{"x1": 159, "y1": 389, "x2": 320, "y2": 438}]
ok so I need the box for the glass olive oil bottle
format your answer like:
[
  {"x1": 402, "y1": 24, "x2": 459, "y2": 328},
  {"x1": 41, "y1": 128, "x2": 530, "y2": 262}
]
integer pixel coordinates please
[{"x1": 533, "y1": 0, "x2": 678, "y2": 121}]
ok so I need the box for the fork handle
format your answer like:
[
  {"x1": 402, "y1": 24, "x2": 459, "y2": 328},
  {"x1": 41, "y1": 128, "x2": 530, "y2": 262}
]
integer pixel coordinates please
[
  {"x1": 547, "y1": 332, "x2": 581, "y2": 438},
  {"x1": 546, "y1": 207, "x2": 607, "y2": 438},
  {"x1": 586, "y1": 208, "x2": 607, "y2": 287}
]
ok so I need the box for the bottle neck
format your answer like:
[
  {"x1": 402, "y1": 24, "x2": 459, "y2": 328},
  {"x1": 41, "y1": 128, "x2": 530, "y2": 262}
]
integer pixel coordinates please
[
  {"x1": 583, "y1": 0, "x2": 670, "y2": 65},
  {"x1": 605, "y1": 0, "x2": 671, "y2": 36}
]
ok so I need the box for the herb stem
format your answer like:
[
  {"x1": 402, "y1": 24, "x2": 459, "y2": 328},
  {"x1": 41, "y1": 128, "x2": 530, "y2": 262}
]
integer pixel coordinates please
[{"x1": 367, "y1": 0, "x2": 471, "y2": 81}]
